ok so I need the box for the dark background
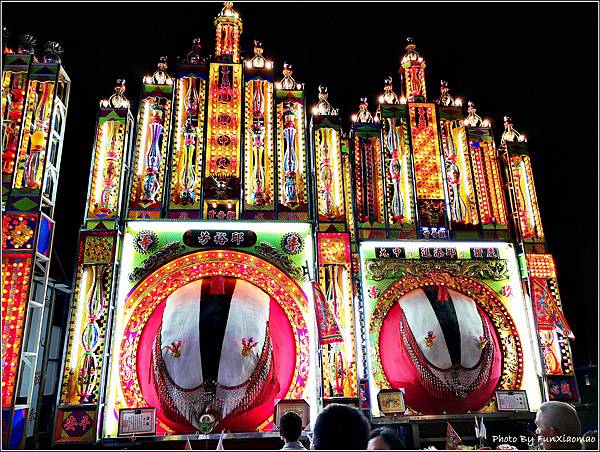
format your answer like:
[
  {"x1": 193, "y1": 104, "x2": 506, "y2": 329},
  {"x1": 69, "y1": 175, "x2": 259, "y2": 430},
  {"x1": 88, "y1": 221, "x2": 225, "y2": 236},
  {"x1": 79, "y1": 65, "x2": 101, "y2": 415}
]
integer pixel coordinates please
[{"x1": 3, "y1": 2, "x2": 598, "y2": 366}]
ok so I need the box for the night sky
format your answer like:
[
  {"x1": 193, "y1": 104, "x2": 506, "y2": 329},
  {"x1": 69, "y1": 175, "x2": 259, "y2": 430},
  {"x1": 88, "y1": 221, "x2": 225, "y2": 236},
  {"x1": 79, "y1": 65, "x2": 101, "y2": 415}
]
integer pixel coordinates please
[{"x1": 3, "y1": 2, "x2": 598, "y2": 366}]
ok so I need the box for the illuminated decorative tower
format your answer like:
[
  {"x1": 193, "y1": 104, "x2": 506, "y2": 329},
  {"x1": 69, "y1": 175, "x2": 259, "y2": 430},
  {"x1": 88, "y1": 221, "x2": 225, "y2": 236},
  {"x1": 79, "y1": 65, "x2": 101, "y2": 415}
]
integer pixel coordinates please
[
  {"x1": 311, "y1": 87, "x2": 359, "y2": 400},
  {"x1": 242, "y1": 40, "x2": 275, "y2": 218},
  {"x1": 499, "y1": 118, "x2": 576, "y2": 401},
  {"x1": 204, "y1": 2, "x2": 244, "y2": 219},
  {"x1": 53, "y1": 81, "x2": 134, "y2": 444},
  {"x1": 377, "y1": 76, "x2": 418, "y2": 239},
  {"x1": 167, "y1": 39, "x2": 207, "y2": 219},
  {"x1": 276, "y1": 62, "x2": 309, "y2": 220},
  {"x1": 400, "y1": 39, "x2": 448, "y2": 239},
  {"x1": 127, "y1": 58, "x2": 174, "y2": 219},
  {"x1": 2, "y1": 36, "x2": 70, "y2": 448},
  {"x1": 214, "y1": 1, "x2": 242, "y2": 64}
]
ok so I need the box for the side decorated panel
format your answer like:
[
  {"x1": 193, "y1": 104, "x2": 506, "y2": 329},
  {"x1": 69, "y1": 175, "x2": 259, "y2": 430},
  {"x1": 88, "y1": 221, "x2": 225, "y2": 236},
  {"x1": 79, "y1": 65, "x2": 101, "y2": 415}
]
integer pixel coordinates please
[
  {"x1": 505, "y1": 141, "x2": 545, "y2": 251},
  {"x1": 128, "y1": 62, "x2": 174, "y2": 220},
  {"x1": 243, "y1": 71, "x2": 275, "y2": 217},
  {"x1": 316, "y1": 233, "x2": 358, "y2": 399},
  {"x1": 467, "y1": 127, "x2": 509, "y2": 239},
  {"x1": 203, "y1": 63, "x2": 243, "y2": 220},
  {"x1": 8, "y1": 63, "x2": 59, "y2": 212},
  {"x1": 1, "y1": 251, "x2": 34, "y2": 408},
  {"x1": 313, "y1": 115, "x2": 346, "y2": 230},
  {"x1": 58, "y1": 231, "x2": 117, "y2": 407},
  {"x1": 2, "y1": 54, "x2": 32, "y2": 206},
  {"x1": 380, "y1": 104, "x2": 417, "y2": 239},
  {"x1": 167, "y1": 68, "x2": 207, "y2": 219},
  {"x1": 408, "y1": 103, "x2": 448, "y2": 238},
  {"x1": 85, "y1": 105, "x2": 131, "y2": 228},
  {"x1": 360, "y1": 241, "x2": 542, "y2": 417},
  {"x1": 54, "y1": 231, "x2": 117, "y2": 445},
  {"x1": 352, "y1": 123, "x2": 386, "y2": 238},
  {"x1": 276, "y1": 89, "x2": 309, "y2": 220},
  {"x1": 102, "y1": 221, "x2": 318, "y2": 437},
  {"x1": 438, "y1": 105, "x2": 479, "y2": 237},
  {"x1": 526, "y1": 254, "x2": 577, "y2": 401}
]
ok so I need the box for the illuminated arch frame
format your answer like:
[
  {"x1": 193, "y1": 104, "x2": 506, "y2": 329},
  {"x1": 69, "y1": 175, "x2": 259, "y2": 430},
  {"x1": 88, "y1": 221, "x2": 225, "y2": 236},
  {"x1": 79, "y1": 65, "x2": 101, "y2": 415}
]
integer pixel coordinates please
[
  {"x1": 368, "y1": 273, "x2": 524, "y2": 399},
  {"x1": 118, "y1": 249, "x2": 311, "y2": 420}
]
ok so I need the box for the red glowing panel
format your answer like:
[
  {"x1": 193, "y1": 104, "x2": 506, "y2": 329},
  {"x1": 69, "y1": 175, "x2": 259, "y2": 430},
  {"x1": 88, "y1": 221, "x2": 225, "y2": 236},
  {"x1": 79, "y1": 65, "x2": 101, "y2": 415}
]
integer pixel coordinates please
[
  {"x1": 1, "y1": 213, "x2": 37, "y2": 250},
  {"x1": 1, "y1": 254, "x2": 33, "y2": 408},
  {"x1": 527, "y1": 254, "x2": 556, "y2": 279}
]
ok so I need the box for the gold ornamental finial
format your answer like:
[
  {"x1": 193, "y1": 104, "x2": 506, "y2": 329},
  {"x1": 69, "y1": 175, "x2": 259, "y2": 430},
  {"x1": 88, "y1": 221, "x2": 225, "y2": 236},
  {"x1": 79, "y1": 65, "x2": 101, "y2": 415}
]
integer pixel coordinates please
[
  {"x1": 281, "y1": 62, "x2": 297, "y2": 90},
  {"x1": 354, "y1": 98, "x2": 374, "y2": 123},
  {"x1": 108, "y1": 79, "x2": 128, "y2": 108},
  {"x1": 150, "y1": 56, "x2": 172, "y2": 85},
  {"x1": 401, "y1": 37, "x2": 422, "y2": 64},
  {"x1": 437, "y1": 80, "x2": 455, "y2": 106},
  {"x1": 218, "y1": 1, "x2": 238, "y2": 18},
  {"x1": 380, "y1": 76, "x2": 399, "y2": 104},
  {"x1": 313, "y1": 85, "x2": 337, "y2": 115},
  {"x1": 463, "y1": 101, "x2": 483, "y2": 127},
  {"x1": 501, "y1": 116, "x2": 526, "y2": 144},
  {"x1": 248, "y1": 40, "x2": 272, "y2": 69}
]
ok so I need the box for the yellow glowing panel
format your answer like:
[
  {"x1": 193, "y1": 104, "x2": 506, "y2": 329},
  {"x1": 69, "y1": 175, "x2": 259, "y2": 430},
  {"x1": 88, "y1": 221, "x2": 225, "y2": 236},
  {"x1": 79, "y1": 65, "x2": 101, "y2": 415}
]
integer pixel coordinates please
[
  {"x1": 511, "y1": 155, "x2": 544, "y2": 241},
  {"x1": 276, "y1": 99, "x2": 307, "y2": 209},
  {"x1": 2, "y1": 69, "x2": 29, "y2": 177},
  {"x1": 244, "y1": 79, "x2": 274, "y2": 209},
  {"x1": 354, "y1": 135, "x2": 385, "y2": 226},
  {"x1": 205, "y1": 63, "x2": 243, "y2": 180},
  {"x1": 408, "y1": 104, "x2": 444, "y2": 200},
  {"x1": 444, "y1": 125, "x2": 478, "y2": 225},
  {"x1": 315, "y1": 128, "x2": 344, "y2": 221},
  {"x1": 382, "y1": 118, "x2": 416, "y2": 227},
  {"x1": 169, "y1": 76, "x2": 206, "y2": 210},
  {"x1": 13, "y1": 80, "x2": 55, "y2": 190},
  {"x1": 129, "y1": 91, "x2": 172, "y2": 211},
  {"x1": 469, "y1": 134, "x2": 508, "y2": 226},
  {"x1": 87, "y1": 120, "x2": 126, "y2": 220}
]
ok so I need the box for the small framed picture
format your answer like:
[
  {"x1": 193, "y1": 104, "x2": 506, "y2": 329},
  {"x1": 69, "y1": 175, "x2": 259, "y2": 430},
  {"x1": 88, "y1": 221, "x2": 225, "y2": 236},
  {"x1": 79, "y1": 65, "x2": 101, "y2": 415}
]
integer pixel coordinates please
[
  {"x1": 117, "y1": 408, "x2": 156, "y2": 437},
  {"x1": 377, "y1": 389, "x2": 406, "y2": 415},
  {"x1": 495, "y1": 390, "x2": 530, "y2": 411},
  {"x1": 274, "y1": 400, "x2": 310, "y2": 429}
]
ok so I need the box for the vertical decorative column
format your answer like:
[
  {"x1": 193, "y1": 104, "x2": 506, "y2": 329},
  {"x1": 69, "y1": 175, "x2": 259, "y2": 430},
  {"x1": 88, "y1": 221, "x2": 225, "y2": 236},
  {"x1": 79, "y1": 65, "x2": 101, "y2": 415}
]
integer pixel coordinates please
[
  {"x1": 275, "y1": 63, "x2": 309, "y2": 220},
  {"x1": 311, "y1": 86, "x2": 346, "y2": 231},
  {"x1": 399, "y1": 40, "x2": 449, "y2": 239},
  {"x1": 498, "y1": 119, "x2": 576, "y2": 402},
  {"x1": 242, "y1": 41, "x2": 275, "y2": 219},
  {"x1": 500, "y1": 117, "x2": 544, "y2": 251},
  {"x1": 464, "y1": 103, "x2": 509, "y2": 240},
  {"x1": 436, "y1": 82, "x2": 479, "y2": 238},
  {"x1": 2, "y1": 40, "x2": 70, "y2": 449},
  {"x1": 54, "y1": 82, "x2": 133, "y2": 445},
  {"x1": 351, "y1": 98, "x2": 386, "y2": 238},
  {"x1": 2, "y1": 36, "x2": 34, "y2": 208},
  {"x1": 378, "y1": 77, "x2": 417, "y2": 239},
  {"x1": 127, "y1": 58, "x2": 174, "y2": 220},
  {"x1": 167, "y1": 39, "x2": 208, "y2": 219},
  {"x1": 407, "y1": 102, "x2": 448, "y2": 238}
]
